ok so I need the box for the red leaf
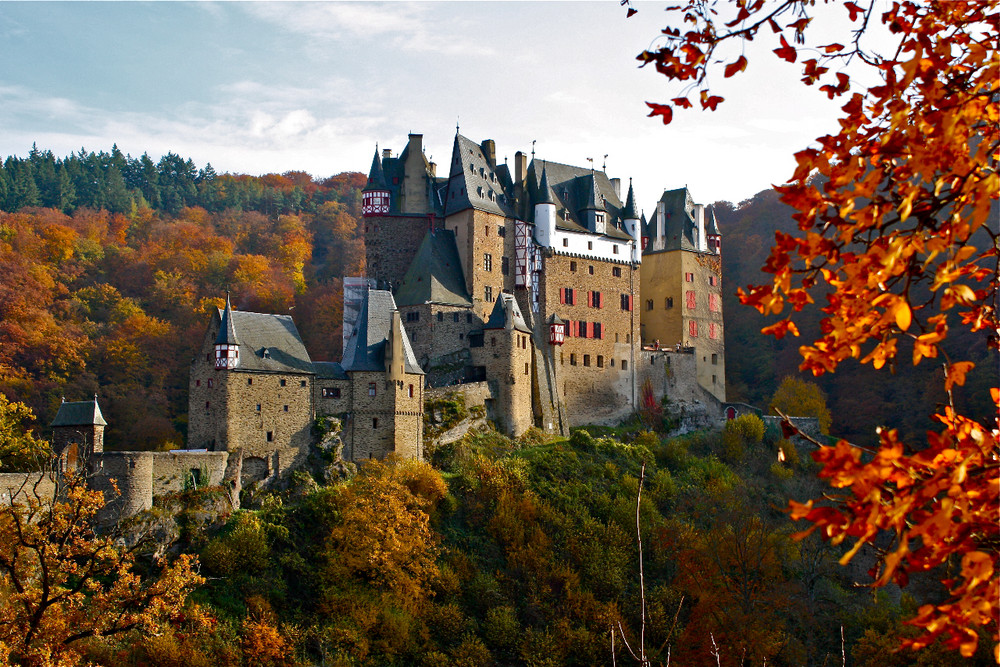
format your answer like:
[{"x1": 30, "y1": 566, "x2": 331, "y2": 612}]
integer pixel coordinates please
[
  {"x1": 627, "y1": 7, "x2": 638, "y2": 18},
  {"x1": 704, "y1": 95, "x2": 724, "y2": 110},
  {"x1": 845, "y1": 1, "x2": 863, "y2": 21},
  {"x1": 671, "y1": 97, "x2": 693, "y2": 109},
  {"x1": 724, "y1": 55, "x2": 748, "y2": 78},
  {"x1": 774, "y1": 34, "x2": 797, "y2": 62},
  {"x1": 822, "y1": 42, "x2": 845, "y2": 53},
  {"x1": 646, "y1": 102, "x2": 673, "y2": 124}
]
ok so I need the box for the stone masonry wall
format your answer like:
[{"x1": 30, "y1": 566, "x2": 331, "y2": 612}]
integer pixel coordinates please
[
  {"x1": 150, "y1": 450, "x2": 229, "y2": 496},
  {"x1": 365, "y1": 215, "x2": 437, "y2": 290},
  {"x1": 0, "y1": 472, "x2": 58, "y2": 507},
  {"x1": 540, "y1": 251, "x2": 641, "y2": 426},
  {"x1": 89, "y1": 452, "x2": 154, "y2": 525},
  {"x1": 222, "y1": 370, "x2": 314, "y2": 457},
  {"x1": 471, "y1": 328, "x2": 533, "y2": 436}
]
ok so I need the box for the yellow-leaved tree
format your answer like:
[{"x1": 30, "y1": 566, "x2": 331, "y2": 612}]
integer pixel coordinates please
[{"x1": 637, "y1": 0, "x2": 997, "y2": 658}]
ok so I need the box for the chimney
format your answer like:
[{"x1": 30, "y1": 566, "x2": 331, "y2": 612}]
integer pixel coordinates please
[
  {"x1": 515, "y1": 151, "x2": 527, "y2": 185},
  {"x1": 407, "y1": 133, "x2": 423, "y2": 156},
  {"x1": 610, "y1": 178, "x2": 621, "y2": 199},
  {"x1": 481, "y1": 139, "x2": 496, "y2": 167},
  {"x1": 382, "y1": 148, "x2": 391, "y2": 159}
]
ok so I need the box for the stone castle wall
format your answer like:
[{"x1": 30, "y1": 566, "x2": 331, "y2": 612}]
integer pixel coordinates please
[
  {"x1": 365, "y1": 215, "x2": 438, "y2": 289},
  {"x1": 0, "y1": 472, "x2": 59, "y2": 507},
  {"x1": 150, "y1": 450, "x2": 229, "y2": 496}
]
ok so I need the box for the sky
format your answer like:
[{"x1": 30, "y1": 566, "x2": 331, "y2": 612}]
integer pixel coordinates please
[{"x1": 0, "y1": 1, "x2": 859, "y2": 209}]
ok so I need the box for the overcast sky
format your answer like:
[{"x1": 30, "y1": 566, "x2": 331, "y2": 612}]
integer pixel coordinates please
[{"x1": 0, "y1": 1, "x2": 854, "y2": 209}]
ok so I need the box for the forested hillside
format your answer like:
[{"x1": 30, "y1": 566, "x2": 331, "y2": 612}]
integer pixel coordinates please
[
  {"x1": 0, "y1": 146, "x2": 366, "y2": 450},
  {"x1": 714, "y1": 190, "x2": 995, "y2": 447}
]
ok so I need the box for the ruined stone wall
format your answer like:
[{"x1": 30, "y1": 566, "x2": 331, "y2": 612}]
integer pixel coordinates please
[
  {"x1": 539, "y1": 252, "x2": 641, "y2": 425},
  {"x1": 425, "y1": 381, "x2": 494, "y2": 412},
  {"x1": 150, "y1": 450, "x2": 229, "y2": 496},
  {"x1": 0, "y1": 472, "x2": 59, "y2": 506},
  {"x1": 364, "y1": 215, "x2": 436, "y2": 289}
]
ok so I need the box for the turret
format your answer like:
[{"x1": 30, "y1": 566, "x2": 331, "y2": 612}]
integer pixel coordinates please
[
  {"x1": 215, "y1": 294, "x2": 240, "y2": 370},
  {"x1": 707, "y1": 207, "x2": 721, "y2": 255},
  {"x1": 533, "y1": 167, "x2": 557, "y2": 248},
  {"x1": 581, "y1": 174, "x2": 606, "y2": 235},
  {"x1": 622, "y1": 179, "x2": 642, "y2": 264},
  {"x1": 362, "y1": 147, "x2": 390, "y2": 216}
]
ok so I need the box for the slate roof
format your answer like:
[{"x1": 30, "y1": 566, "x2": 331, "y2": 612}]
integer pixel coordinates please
[
  {"x1": 646, "y1": 187, "x2": 700, "y2": 252},
  {"x1": 444, "y1": 134, "x2": 516, "y2": 217},
  {"x1": 215, "y1": 294, "x2": 240, "y2": 346},
  {"x1": 313, "y1": 361, "x2": 348, "y2": 380},
  {"x1": 51, "y1": 398, "x2": 107, "y2": 427},
  {"x1": 526, "y1": 160, "x2": 633, "y2": 241},
  {"x1": 394, "y1": 230, "x2": 473, "y2": 308},
  {"x1": 483, "y1": 293, "x2": 531, "y2": 334},
  {"x1": 219, "y1": 309, "x2": 314, "y2": 374},
  {"x1": 341, "y1": 290, "x2": 423, "y2": 375},
  {"x1": 621, "y1": 180, "x2": 639, "y2": 221},
  {"x1": 364, "y1": 148, "x2": 388, "y2": 191}
]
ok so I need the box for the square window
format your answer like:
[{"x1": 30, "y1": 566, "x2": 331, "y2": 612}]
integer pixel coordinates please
[
  {"x1": 300, "y1": 380, "x2": 307, "y2": 387},
  {"x1": 283, "y1": 405, "x2": 289, "y2": 412},
  {"x1": 613, "y1": 267, "x2": 621, "y2": 277},
  {"x1": 280, "y1": 379, "x2": 287, "y2": 387}
]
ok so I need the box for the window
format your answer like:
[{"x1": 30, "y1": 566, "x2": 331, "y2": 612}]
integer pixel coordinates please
[
  {"x1": 498, "y1": 226, "x2": 506, "y2": 237},
  {"x1": 195, "y1": 380, "x2": 200, "y2": 387},
  {"x1": 710, "y1": 275, "x2": 719, "y2": 287},
  {"x1": 484, "y1": 253, "x2": 493, "y2": 271},
  {"x1": 646, "y1": 299, "x2": 654, "y2": 311},
  {"x1": 408, "y1": 384, "x2": 414, "y2": 398},
  {"x1": 594, "y1": 322, "x2": 603, "y2": 339},
  {"x1": 613, "y1": 245, "x2": 619, "y2": 254},
  {"x1": 372, "y1": 418, "x2": 378, "y2": 429},
  {"x1": 560, "y1": 288, "x2": 576, "y2": 305},
  {"x1": 491, "y1": 336, "x2": 497, "y2": 347},
  {"x1": 437, "y1": 312, "x2": 443, "y2": 322},
  {"x1": 578, "y1": 320, "x2": 589, "y2": 338},
  {"x1": 205, "y1": 401, "x2": 210, "y2": 410},
  {"x1": 710, "y1": 322, "x2": 720, "y2": 340},
  {"x1": 256, "y1": 404, "x2": 261, "y2": 412},
  {"x1": 570, "y1": 261, "x2": 577, "y2": 272},
  {"x1": 267, "y1": 431, "x2": 274, "y2": 442},
  {"x1": 666, "y1": 297, "x2": 674, "y2": 309},
  {"x1": 588, "y1": 265, "x2": 594, "y2": 275},
  {"x1": 485, "y1": 225, "x2": 489, "y2": 236},
  {"x1": 597, "y1": 355, "x2": 604, "y2": 368},
  {"x1": 613, "y1": 267, "x2": 621, "y2": 277},
  {"x1": 570, "y1": 353, "x2": 577, "y2": 366},
  {"x1": 596, "y1": 213, "x2": 605, "y2": 224},
  {"x1": 713, "y1": 374, "x2": 718, "y2": 384},
  {"x1": 588, "y1": 241, "x2": 594, "y2": 250},
  {"x1": 712, "y1": 353, "x2": 719, "y2": 365},
  {"x1": 407, "y1": 311, "x2": 419, "y2": 322},
  {"x1": 588, "y1": 291, "x2": 603, "y2": 308},
  {"x1": 207, "y1": 378, "x2": 213, "y2": 388},
  {"x1": 524, "y1": 362, "x2": 529, "y2": 375},
  {"x1": 620, "y1": 294, "x2": 633, "y2": 311},
  {"x1": 562, "y1": 238, "x2": 569, "y2": 247},
  {"x1": 454, "y1": 313, "x2": 460, "y2": 322},
  {"x1": 689, "y1": 320, "x2": 699, "y2": 338},
  {"x1": 323, "y1": 387, "x2": 341, "y2": 398},
  {"x1": 583, "y1": 354, "x2": 591, "y2": 367},
  {"x1": 622, "y1": 360, "x2": 628, "y2": 371},
  {"x1": 300, "y1": 380, "x2": 307, "y2": 387},
  {"x1": 469, "y1": 331, "x2": 484, "y2": 347},
  {"x1": 502, "y1": 256, "x2": 509, "y2": 275},
  {"x1": 685, "y1": 272, "x2": 694, "y2": 282},
  {"x1": 686, "y1": 291, "x2": 696, "y2": 309},
  {"x1": 485, "y1": 286, "x2": 493, "y2": 302},
  {"x1": 248, "y1": 378, "x2": 253, "y2": 385},
  {"x1": 283, "y1": 405, "x2": 289, "y2": 412},
  {"x1": 709, "y1": 294, "x2": 720, "y2": 312},
  {"x1": 611, "y1": 358, "x2": 615, "y2": 367},
  {"x1": 280, "y1": 379, "x2": 287, "y2": 387},
  {"x1": 368, "y1": 382, "x2": 377, "y2": 397}
]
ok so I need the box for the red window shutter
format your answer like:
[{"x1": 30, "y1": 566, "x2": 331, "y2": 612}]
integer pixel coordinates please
[
  {"x1": 689, "y1": 320, "x2": 698, "y2": 338},
  {"x1": 560, "y1": 288, "x2": 566, "y2": 304},
  {"x1": 686, "y1": 290, "x2": 696, "y2": 309},
  {"x1": 587, "y1": 291, "x2": 593, "y2": 307},
  {"x1": 598, "y1": 292, "x2": 603, "y2": 308}
]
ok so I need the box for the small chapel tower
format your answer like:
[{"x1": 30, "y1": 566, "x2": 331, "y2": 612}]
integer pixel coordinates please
[{"x1": 214, "y1": 293, "x2": 240, "y2": 370}]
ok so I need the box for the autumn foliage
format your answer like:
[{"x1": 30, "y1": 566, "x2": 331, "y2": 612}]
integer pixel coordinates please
[{"x1": 639, "y1": 0, "x2": 998, "y2": 657}]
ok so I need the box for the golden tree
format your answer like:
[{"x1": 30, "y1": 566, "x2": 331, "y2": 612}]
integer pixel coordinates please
[
  {"x1": 637, "y1": 0, "x2": 998, "y2": 658},
  {"x1": 0, "y1": 475, "x2": 203, "y2": 666}
]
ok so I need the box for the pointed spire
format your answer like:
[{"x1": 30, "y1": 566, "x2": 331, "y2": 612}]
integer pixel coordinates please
[
  {"x1": 215, "y1": 293, "x2": 240, "y2": 346},
  {"x1": 581, "y1": 173, "x2": 603, "y2": 211},
  {"x1": 537, "y1": 167, "x2": 554, "y2": 205},
  {"x1": 364, "y1": 147, "x2": 388, "y2": 191},
  {"x1": 622, "y1": 178, "x2": 639, "y2": 220}
]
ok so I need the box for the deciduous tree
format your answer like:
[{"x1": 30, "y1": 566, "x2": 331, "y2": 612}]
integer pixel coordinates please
[{"x1": 638, "y1": 0, "x2": 998, "y2": 657}]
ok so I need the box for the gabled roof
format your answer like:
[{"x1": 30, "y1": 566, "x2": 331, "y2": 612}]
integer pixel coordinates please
[
  {"x1": 313, "y1": 361, "x2": 348, "y2": 380},
  {"x1": 51, "y1": 397, "x2": 107, "y2": 427},
  {"x1": 444, "y1": 134, "x2": 515, "y2": 217},
  {"x1": 483, "y1": 293, "x2": 531, "y2": 334},
  {"x1": 394, "y1": 230, "x2": 472, "y2": 308},
  {"x1": 341, "y1": 290, "x2": 423, "y2": 375},
  {"x1": 219, "y1": 309, "x2": 314, "y2": 374},
  {"x1": 527, "y1": 160, "x2": 632, "y2": 241}
]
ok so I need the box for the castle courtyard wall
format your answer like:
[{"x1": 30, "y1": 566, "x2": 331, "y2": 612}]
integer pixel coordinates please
[
  {"x1": 150, "y1": 450, "x2": 229, "y2": 496},
  {"x1": 0, "y1": 472, "x2": 59, "y2": 507}
]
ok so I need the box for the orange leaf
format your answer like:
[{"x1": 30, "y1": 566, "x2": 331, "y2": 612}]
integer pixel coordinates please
[
  {"x1": 893, "y1": 300, "x2": 912, "y2": 331},
  {"x1": 944, "y1": 361, "x2": 975, "y2": 392},
  {"x1": 724, "y1": 55, "x2": 748, "y2": 78}
]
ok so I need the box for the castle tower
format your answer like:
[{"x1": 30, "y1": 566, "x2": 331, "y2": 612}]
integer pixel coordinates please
[
  {"x1": 50, "y1": 395, "x2": 106, "y2": 471},
  {"x1": 706, "y1": 207, "x2": 722, "y2": 255},
  {"x1": 621, "y1": 179, "x2": 642, "y2": 264},
  {"x1": 474, "y1": 293, "x2": 534, "y2": 436},
  {"x1": 580, "y1": 173, "x2": 606, "y2": 235},
  {"x1": 215, "y1": 293, "x2": 240, "y2": 370},
  {"x1": 362, "y1": 148, "x2": 391, "y2": 216},
  {"x1": 533, "y1": 167, "x2": 557, "y2": 248}
]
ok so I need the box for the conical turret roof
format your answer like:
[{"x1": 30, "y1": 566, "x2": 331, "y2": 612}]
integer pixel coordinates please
[
  {"x1": 364, "y1": 147, "x2": 388, "y2": 191},
  {"x1": 214, "y1": 293, "x2": 240, "y2": 346},
  {"x1": 622, "y1": 179, "x2": 639, "y2": 220},
  {"x1": 580, "y1": 173, "x2": 603, "y2": 211},
  {"x1": 536, "y1": 167, "x2": 555, "y2": 205}
]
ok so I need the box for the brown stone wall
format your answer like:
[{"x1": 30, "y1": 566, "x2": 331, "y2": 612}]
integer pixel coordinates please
[
  {"x1": 471, "y1": 328, "x2": 533, "y2": 436},
  {"x1": 150, "y1": 451, "x2": 229, "y2": 496},
  {"x1": 445, "y1": 210, "x2": 513, "y2": 322},
  {"x1": 221, "y1": 370, "x2": 314, "y2": 457},
  {"x1": 188, "y1": 314, "x2": 228, "y2": 450},
  {"x1": 89, "y1": 452, "x2": 154, "y2": 525},
  {"x1": 640, "y1": 249, "x2": 725, "y2": 402},
  {"x1": 348, "y1": 371, "x2": 400, "y2": 460},
  {"x1": 540, "y1": 253, "x2": 641, "y2": 425},
  {"x1": 364, "y1": 216, "x2": 435, "y2": 289},
  {"x1": 398, "y1": 304, "x2": 480, "y2": 385},
  {"x1": 0, "y1": 472, "x2": 59, "y2": 506}
]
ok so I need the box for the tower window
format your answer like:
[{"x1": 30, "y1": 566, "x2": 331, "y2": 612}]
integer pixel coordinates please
[
  {"x1": 712, "y1": 353, "x2": 719, "y2": 365},
  {"x1": 484, "y1": 253, "x2": 493, "y2": 271},
  {"x1": 248, "y1": 378, "x2": 253, "y2": 385},
  {"x1": 372, "y1": 418, "x2": 378, "y2": 429},
  {"x1": 485, "y1": 285, "x2": 493, "y2": 302},
  {"x1": 368, "y1": 383, "x2": 377, "y2": 396},
  {"x1": 709, "y1": 275, "x2": 718, "y2": 286},
  {"x1": 622, "y1": 360, "x2": 628, "y2": 370},
  {"x1": 597, "y1": 355, "x2": 604, "y2": 368},
  {"x1": 267, "y1": 431, "x2": 274, "y2": 442},
  {"x1": 280, "y1": 379, "x2": 287, "y2": 387},
  {"x1": 588, "y1": 265, "x2": 594, "y2": 275},
  {"x1": 613, "y1": 267, "x2": 621, "y2": 277},
  {"x1": 570, "y1": 261, "x2": 577, "y2": 272},
  {"x1": 283, "y1": 405, "x2": 289, "y2": 412},
  {"x1": 685, "y1": 272, "x2": 694, "y2": 282},
  {"x1": 666, "y1": 297, "x2": 674, "y2": 309},
  {"x1": 196, "y1": 380, "x2": 201, "y2": 387},
  {"x1": 583, "y1": 354, "x2": 590, "y2": 367},
  {"x1": 454, "y1": 312, "x2": 460, "y2": 322},
  {"x1": 205, "y1": 401, "x2": 210, "y2": 410},
  {"x1": 207, "y1": 378, "x2": 213, "y2": 388},
  {"x1": 613, "y1": 245, "x2": 619, "y2": 254},
  {"x1": 300, "y1": 380, "x2": 307, "y2": 387},
  {"x1": 562, "y1": 238, "x2": 569, "y2": 247},
  {"x1": 256, "y1": 404, "x2": 261, "y2": 412},
  {"x1": 646, "y1": 299, "x2": 654, "y2": 311},
  {"x1": 407, "y1": 312, "x2": 419, "y2": 322},
  {"x1": 437, "y1": 312, "x2": 443, "y2": 322},
  {"x1": 408, "y1": 384, "x2": 414, "y2": 398}
]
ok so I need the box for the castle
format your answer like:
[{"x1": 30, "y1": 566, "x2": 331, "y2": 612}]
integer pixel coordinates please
[{"x1": 3, "y1": 131, "x2": 727, "y2": 519}]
